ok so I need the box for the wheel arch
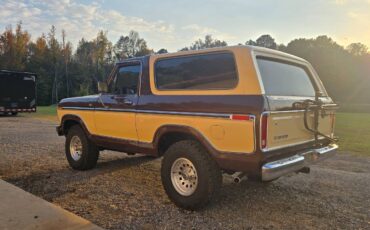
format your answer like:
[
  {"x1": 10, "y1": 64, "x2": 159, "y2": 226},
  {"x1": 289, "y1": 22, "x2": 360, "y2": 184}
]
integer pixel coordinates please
[
  {"x1": 59, "y1": 114, "x2": 91, "y2": 137},
  {"x1": 153, "y1": 125, "x2": 218, "y2": 158}
]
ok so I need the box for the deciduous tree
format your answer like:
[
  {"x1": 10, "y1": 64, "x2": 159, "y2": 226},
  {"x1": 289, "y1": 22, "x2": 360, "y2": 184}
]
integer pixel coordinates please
[
  {"x1": 181, "y1": 35, "x2": 227, "y2": 50},
  {"x1": 114, "y1": 31, "x2": 152, "y2": 60}
]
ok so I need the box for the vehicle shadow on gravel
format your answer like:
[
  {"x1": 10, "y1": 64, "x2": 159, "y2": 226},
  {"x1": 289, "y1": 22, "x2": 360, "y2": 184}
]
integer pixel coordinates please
[{"x1": 6, "y1": 155, "x2": 155, "y2": 202}]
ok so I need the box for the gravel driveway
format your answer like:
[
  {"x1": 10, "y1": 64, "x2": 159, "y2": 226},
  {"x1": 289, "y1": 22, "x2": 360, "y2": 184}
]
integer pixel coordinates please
[{"x1": 0, "y1": 116, "x2": 369, "y2": 229}]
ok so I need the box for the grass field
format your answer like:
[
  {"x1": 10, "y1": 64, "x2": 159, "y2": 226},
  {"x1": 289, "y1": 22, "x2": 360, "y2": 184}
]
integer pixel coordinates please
[
  {"x1": 23, "y1": 105, "x2": 58, "y2": 122},
  {"x1": 335, "y1": 112, "x2": 370, "y2": 156},
  {"x1": 24, "y1": 106, "x2": 370, "y2": 156}
]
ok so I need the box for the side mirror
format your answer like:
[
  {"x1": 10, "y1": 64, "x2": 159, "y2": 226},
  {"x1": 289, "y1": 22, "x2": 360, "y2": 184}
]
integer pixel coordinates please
[{"x1": 98, "y1": 81, "x2": 108, "y2": 93}]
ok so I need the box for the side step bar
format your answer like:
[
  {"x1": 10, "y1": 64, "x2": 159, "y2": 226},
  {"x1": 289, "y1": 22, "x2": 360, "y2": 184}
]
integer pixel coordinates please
[{"x1": 261, "y1": 144, "x2": 338, "y2": 181}]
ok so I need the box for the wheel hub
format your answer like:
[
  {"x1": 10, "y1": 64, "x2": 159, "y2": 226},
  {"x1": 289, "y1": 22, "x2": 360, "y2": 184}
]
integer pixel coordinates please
[
  {"x1": 170, "y1": 158, "x2": 198, "y2": 196},
  {"x1": 70, "y1": 136, "x2": 82, "y2": 161}
]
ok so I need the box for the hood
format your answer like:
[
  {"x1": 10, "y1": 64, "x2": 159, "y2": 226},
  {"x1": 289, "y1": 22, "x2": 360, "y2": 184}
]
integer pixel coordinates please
[{"x1": 58, "y1": 95, "x2": 99, "y2": 108}]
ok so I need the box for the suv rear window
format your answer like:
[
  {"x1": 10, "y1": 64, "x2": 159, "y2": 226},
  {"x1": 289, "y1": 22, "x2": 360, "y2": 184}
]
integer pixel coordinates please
[
  {"x1": 257, "y1": 57, "x2": 316, "y2": 97},
  {"x1": 155, "y1": 52, "x2": 238, "y2": 90}
]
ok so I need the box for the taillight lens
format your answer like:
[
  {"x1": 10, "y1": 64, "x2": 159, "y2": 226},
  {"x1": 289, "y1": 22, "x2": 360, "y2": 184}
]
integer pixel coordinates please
[
  {"x1": 261, "y1": 113, "x2": 268, "y2": 149},
  {"x1": 330, "y1": 113, "x2": 336, "y2": 137}
]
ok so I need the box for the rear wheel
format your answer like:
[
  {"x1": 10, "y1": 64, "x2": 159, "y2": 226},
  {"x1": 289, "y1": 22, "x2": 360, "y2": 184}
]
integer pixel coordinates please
[
  {"x1": 11, "y1": 112, "x2": 18, "y2": 116},
  {"x1": 161, "y1": 140, "x2": 222, "y2": 210},
  {"x1": 65, "y1": 125, "x2": 99, "y2": 170}
]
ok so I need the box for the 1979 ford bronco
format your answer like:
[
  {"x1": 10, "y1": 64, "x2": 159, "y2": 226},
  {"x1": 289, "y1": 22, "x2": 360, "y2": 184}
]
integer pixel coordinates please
[{"x1": 57, "y1": 45, "x2": 338, "y2": 210}]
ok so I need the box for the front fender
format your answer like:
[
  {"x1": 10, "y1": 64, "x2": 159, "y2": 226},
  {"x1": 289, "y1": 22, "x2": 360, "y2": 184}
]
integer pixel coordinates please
[{"x1": 57, "y1": 114, "x2": 91, "y2": 137}]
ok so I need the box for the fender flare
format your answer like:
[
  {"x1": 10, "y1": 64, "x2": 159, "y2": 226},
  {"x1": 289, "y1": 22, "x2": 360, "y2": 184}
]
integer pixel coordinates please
[
  {"x1": 57, "y1": 114, "x2": 91, "y2": 137},
  {"x1": 152, "y1": 125, "x2": 219, "y2": 158}
]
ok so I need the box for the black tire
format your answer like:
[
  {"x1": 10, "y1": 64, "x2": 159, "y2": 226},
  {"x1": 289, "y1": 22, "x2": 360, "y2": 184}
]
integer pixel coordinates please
[
  {"x1": 161, "y1": 140, "x2": 222, "y2": 210},
  {"x1": 11, "y1": 112, "x2": 18, "y2": 116},
  {"x1": 65, "y1": 125, "x2": 99, "y2": 170}
]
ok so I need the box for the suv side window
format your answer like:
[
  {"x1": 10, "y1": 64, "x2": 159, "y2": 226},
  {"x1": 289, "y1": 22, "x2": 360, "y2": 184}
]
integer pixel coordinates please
[
  {"x1": 155, "y1": 52, "x2": 238, "y2": 90},
  {"x1": 111, "y1": 65, "x2": 141, "y2": 95}
]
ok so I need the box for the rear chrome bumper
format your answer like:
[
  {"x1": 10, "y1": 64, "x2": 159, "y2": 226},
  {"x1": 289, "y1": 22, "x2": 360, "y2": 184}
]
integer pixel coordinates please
[{"x1": 261, "y1": 144, "x2": 338, "y2": 181}]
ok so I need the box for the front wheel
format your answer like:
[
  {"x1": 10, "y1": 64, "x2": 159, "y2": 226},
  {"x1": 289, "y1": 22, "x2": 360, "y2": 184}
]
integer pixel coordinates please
[
  {"x1": 65, "y1": 125, "x2": 99, "y2": 170},
  {"x1": 161, "y1": 140, "x2": 222, "y2": 210}
]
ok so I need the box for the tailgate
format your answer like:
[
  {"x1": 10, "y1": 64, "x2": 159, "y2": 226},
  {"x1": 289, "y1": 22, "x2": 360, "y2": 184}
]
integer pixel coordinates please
[{"x1": 262, "y1": 108, "x2": 336, "y2": 151}]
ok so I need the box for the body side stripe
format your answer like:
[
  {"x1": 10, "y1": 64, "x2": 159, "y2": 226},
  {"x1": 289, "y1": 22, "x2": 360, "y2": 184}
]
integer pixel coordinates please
[{"x1": 60, "y1": 106, "x2": 249, "y2": 119}]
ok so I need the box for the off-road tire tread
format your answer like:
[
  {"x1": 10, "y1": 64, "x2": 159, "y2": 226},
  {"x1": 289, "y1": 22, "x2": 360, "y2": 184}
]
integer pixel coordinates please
[
  {"x1": 161, "y1": 140, "x2": 222, "y2": 210},
  {"x1": 65, "y1": 125, "x2": 99, "y2": 170}
]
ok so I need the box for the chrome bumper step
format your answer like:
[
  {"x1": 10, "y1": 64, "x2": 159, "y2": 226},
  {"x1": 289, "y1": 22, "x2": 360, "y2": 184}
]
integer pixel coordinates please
[{"x1": 261, "y1": 144, "x2": 338, "y2": 181}]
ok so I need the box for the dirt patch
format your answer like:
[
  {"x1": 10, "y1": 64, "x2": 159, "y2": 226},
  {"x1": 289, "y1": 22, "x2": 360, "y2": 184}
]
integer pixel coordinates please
[{"x1": 1, "y1": 116, "x2": 369, "y2": 229}]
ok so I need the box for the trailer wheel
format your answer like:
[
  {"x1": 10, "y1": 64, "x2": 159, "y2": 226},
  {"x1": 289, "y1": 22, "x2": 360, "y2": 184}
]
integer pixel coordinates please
[
  {"x1": 161, "y1": 140, "x2": 222, "y2": 210},
  {"x1": 65, "y1": 125, "x2": 99, "y2": 170}
]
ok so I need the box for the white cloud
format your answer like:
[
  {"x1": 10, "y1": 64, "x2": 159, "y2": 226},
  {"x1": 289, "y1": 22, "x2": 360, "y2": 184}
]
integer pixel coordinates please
[
  {"x1": 0, "y1": 0, "x2": 241, "y2": 51},
  {"x1": 182, "y1": 24, "x2": 218, "y2": 35},
  {"x1": 0, "y1": 0, "x2": 178, "y2": 50},
  {"x1": 182, "y1": 24, "x2": 237, "y2": 43}
]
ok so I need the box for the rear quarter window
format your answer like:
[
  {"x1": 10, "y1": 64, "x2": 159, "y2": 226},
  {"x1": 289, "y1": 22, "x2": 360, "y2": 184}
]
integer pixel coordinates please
[
  {"x1": 155, "y1": 52, "x2": 238, "y2": 90},
  {"x1": 257, "y1": 57, "x2": 316, "y2": 97}
]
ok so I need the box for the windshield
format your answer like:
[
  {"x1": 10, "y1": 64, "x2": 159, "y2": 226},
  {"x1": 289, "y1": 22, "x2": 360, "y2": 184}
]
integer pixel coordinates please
[{"x1": 257, "y1": 57, "x2": 316, "y2": 97}]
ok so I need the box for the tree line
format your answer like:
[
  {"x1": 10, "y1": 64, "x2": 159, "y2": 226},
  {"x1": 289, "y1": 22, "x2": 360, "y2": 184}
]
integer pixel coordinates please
[{"x1": 0, "y1": 23, "x2": 369, "y2": 105}]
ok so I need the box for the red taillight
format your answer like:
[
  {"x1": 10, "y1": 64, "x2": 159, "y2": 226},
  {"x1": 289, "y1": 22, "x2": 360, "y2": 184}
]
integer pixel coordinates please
[
  {"x1": 230, "y1": 114, "x2": 254, "y2": 121},
  {"x1": 261, "y1": 113, "x2": 268, "y2": 149},
  {"x1": 330, "y1": 113, "x2": 336, "y2": 135}
]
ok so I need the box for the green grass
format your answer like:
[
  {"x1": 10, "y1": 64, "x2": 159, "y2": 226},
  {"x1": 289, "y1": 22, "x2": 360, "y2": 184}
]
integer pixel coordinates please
[
  {"x1": 23, "y1": 105, "x2": 57, "y2": 121},
  {"x1": 335, "y1": 112, "x2": 370, "y2": 155},
  {"x1": 24, "y1": 106, "x2": 370, "y2": 156},
  {"x1": 35, "y1": 105, "x2": 57, "y2": 116}
]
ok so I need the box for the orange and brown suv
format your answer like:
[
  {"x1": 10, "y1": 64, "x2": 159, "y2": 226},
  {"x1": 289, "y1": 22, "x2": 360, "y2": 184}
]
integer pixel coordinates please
[{"x1": 57, "y1": 45, "x2": 338, "y2": 210}]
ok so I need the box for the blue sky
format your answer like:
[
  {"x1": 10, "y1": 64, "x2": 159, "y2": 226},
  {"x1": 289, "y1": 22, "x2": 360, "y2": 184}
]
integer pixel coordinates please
[{"x1": 1, "y1": 0, "x2": 369, "y2": 51}]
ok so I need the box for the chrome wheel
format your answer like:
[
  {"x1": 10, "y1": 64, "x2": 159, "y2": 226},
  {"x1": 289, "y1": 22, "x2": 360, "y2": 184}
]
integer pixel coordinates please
[
  {"x1": 70, "y1": 136, "x2": 83, "y2": 161},
  {"x1": 171, "y1": 157, "x2": 198, "y2": 196}
]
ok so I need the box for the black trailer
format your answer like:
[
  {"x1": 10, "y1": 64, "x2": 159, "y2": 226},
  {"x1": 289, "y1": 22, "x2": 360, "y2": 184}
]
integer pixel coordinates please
[{"x1": 0, "y1": 70, "x2": 37, "y2": 115}]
